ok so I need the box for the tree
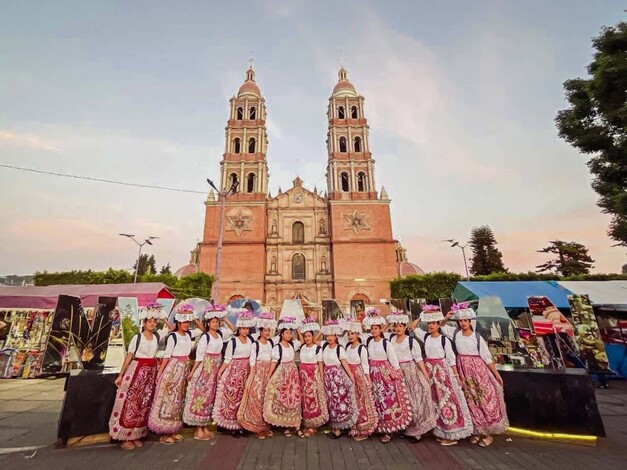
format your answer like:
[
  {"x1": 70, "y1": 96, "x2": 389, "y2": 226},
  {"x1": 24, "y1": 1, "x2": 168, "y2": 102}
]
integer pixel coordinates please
[
  {"x1": 623, "y1": 263, "x2": 627, "y2": 275},
  {"x1": 390, "y1": 272, "x2": 462, "y2": 302},
  {"x1": 555, "y1": 22, "x2": 627, "y2": 246},
  {"x1": 536, "y1": 240, "x2": 595, "y2": 276},
  {"x1": 160, "y1": 263, "x2": 172, "y2": 275},
  {"x1": 134, "y1": 254, "x2": 157, "y2": 276},
  {"x1": 468, "y1": 225, "x2": 507, "y2": 275}
]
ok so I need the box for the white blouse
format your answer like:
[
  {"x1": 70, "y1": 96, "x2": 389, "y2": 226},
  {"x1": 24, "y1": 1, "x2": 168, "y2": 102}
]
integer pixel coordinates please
[
  {"x1": 164, "y1": 329, "x2": 200, "y2": 358},
  {"x1": 224, "y1": 336, "x2": 253, "y2": 364},
  {"x1": 322, "y1": 344, "x2": 346, "y2": 366},
  {"x1": 366, "y1": 336, "x2": 400, "y2": 370},
  {"x1": 423, "y1": 334, "x2": 456, "y2": 367},
  {"x1": 390, "y1": 335, "x2": 423, "y2": 364},
  {"x1": 345, "y1": 343, "x2": 370, "y2": 374},
  {"x1": 250, "y1": 339, "x2": 274, "y2": 366},
  {"x1": 195, "y1": 329, "x2": 229, "y2": 362},
  {"x1": 271, "y1": 340, "x2": 300, "y2": 363},
  {"x1": 299, "y1": 344, "x2": 322, "y2": 364},
  {"x1": 128, "y1": 333, "x2": 159, "y2": 359},
  {"x1": 454, "y1": 332, "x2": 493, "y2": 365}
]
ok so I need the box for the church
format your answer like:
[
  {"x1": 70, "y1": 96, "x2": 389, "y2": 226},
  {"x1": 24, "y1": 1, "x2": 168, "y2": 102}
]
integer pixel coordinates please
[{"x1": 188, "y1": 65, "x2": 423, "y2": 309}]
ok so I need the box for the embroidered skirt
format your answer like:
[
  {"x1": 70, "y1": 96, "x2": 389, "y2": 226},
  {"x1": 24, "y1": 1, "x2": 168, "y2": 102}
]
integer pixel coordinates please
[
  {"x1": 212, "y1": 357, "x2": 250, "y2": 430},
  {"x1": 323, "y1": 365, "x2": 358, "y2": 430},
  {"x1": 148, "y1": 356, "x2": 190, "y2": 435},
  {"x1": 109, "y1": 358, "x2": 157, "y2": 441},
  {"x1": 457, "y1": 355, "x2": 509, "y2": 435},
  {"x1": 237, "y1": 360, "x2": 273, "y2": 433},
  {"x1": 299, "y1": 362, "x2": 328, "y2": 428},
  {"x1": 348, "y1": 363, "x2": 378, "y2": 437},
  {"x1": 399, "y1": 361, "x2": 437, "y2": 437},
  {"x1": 263, "y1": 361, "x2": 302, "y2": 429},
  {"x1": 424, "y1": 357, "x2": 473, "y2": 440},
  {"x1": 369, "y1": 360, "x2": 413, "y2": 434},
  {"x1": 183, "y1": 353, "x2": 222, "y2": 426}
]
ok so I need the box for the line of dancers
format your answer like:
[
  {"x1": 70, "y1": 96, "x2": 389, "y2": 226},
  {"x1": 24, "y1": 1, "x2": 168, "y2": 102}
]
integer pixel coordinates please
[{"x1": 109, "y1": 301, "x2": 508, "y2": 449}]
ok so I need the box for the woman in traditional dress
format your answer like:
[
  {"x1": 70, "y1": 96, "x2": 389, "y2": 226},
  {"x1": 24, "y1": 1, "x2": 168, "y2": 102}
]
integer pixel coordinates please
[
  {"x1": 213, "y1": 309, "x2": 256, "y2": 437},
  {"x1": 363, "y1": 309, "x2": 412, "y2": 444},
  {"x1": 109, "y1": 302, "x2": 168, "y2": 449},
  {"x1": 387, "y1": 309, "x2": 436, "y2": 443},
  {"x1": 343, "y1": 318, "x2": 378, "y2": 441},
  {"x1": 148, "y1": 303, "x2": 204, "y2": 444},
  {"x1": 237, "y1": 311, "x2": 277, "y2": 439},
  {"x1": 297, "y1": 317, "x2": 328, "y2": 437},
  {"x1": 321, "y1": 320, "x2": 357, "y2": 438},
  {"x1": 182, "y1": 304, "x2": 229, "y2": 440},
  {"x1": 416, "y1": 305, "x2": 472, "y2": 446},
  {"x1": 263, "y1": 316, "x2": 302, "y2": 437},
  {"x1": 442, "y1": 304, "x2": 508, "y2": 447}
]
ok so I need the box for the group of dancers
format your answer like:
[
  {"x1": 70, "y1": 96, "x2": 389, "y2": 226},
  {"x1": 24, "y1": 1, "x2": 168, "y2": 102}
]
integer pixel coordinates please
[{"x1": 108, "y1": 301, "x2": 508, "y2": 450}]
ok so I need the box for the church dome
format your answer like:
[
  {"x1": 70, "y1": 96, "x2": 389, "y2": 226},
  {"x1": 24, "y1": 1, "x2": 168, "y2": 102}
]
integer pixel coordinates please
[
  {"x1": 174, "y1": 263, "x2": 199, "y2": 279},
  {"x1": 399, "y1": 261, "x2": 425, "y2": 277},
  {"x1": 238, "y1": 66, "x2": 261, "y2": 97},
  {"x1": 332, "y1": 67, "x2": 358, "y2": 97}
]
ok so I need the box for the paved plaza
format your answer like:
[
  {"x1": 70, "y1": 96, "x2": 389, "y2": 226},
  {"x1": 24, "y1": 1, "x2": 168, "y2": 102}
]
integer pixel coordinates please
[{"x1": 0, "y1": 377, "x2": 625, "y2": 469}]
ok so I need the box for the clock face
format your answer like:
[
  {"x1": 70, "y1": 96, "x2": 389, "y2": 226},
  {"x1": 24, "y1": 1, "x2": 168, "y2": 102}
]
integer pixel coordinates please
[{"x1": 293, "y1": 192, "x2": 303, "y2": 203}]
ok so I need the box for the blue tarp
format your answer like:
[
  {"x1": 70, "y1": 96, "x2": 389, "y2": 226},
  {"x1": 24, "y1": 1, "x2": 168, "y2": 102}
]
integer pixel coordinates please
[{"x1": 453, "y1": 281, "x2": 575, "y2": 309}]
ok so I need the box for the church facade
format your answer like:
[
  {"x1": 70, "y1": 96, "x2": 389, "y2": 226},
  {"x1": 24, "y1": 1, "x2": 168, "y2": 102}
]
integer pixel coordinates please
[{"x1": 198, "y1": 65, "x2": 405, "y2": 309}]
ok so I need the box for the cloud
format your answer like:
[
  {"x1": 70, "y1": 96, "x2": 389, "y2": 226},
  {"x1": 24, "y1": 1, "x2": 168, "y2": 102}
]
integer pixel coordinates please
[{"x1": 0, "y1": 130, "x2": 61, "y2": 153}]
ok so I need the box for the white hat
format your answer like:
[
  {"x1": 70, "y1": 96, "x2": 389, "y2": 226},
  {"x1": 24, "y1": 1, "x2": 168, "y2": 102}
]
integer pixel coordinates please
[
  {"x1": 174, "y1": 303, "x2": 196, "y2": 322},
  {"x1": 300, "y1": 317, "x2": 321, "y2": 333},
  {"x1": 452, "y1": 302, "x2": 476, "y2": 320},
  {"x1": 235, "y1": 309, "x2": 257, "y2": 328},
  {"x1": 387, "y1": 309, "x2": 410, "y2": 325},
  {"x1": 139, "y1": 302, "x2": 167, "y2": 321},
  {"x1": 321, "y1": 320, "x2": 344, "y2": 336},
  {"x1": 341, "y1": 317, "x2": 362, "y2": 333},
  {"x1": 277, "y1": 315, "x2": 298, "y2": 330},
  {"x1": 256, "y1": 311, "x2": 277, "y2": 330},
  {"x1": 362, "y1": 307, "x2": 386, "y2": 329},
  {"x1": 420, "y1": 304, "x2": 444, "y2": 323},
  {"x1": 203, "y1": 304, "x2": 227, "y2": 320}
]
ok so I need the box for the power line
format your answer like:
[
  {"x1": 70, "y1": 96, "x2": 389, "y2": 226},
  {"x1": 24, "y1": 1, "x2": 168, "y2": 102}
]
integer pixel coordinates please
[{"x1": 0, "y1": 163, "x2": 207, "y2": 194}]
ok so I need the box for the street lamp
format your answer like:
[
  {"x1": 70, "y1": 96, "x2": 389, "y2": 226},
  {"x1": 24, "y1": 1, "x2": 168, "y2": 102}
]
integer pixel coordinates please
[
  {"x1": 119, "y1": 234, "x2": 159, "y2": 283},
  {"x1": 444, "y1": 239, "x2": 470, "y2": 280},
  {"x1": 207, "y1": 176, "x2": 239, "y2": 303}
]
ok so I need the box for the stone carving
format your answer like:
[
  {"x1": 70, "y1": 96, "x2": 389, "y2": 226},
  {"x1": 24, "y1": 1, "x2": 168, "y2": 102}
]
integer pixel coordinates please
[
  {"x1": 226, "y1": 208, "x2": 253, "y2": 237},
  {"x1": 319, "y1": 218, "x2": 327, "y2": 235},
  {"x1": 343, "y1": 210, "x2": 371, "y2": 234}
]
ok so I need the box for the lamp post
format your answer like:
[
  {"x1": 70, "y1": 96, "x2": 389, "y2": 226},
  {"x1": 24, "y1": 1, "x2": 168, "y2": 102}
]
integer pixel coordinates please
[
  {"x1": 207, "y1": 176, "x2": 239, "y2": 303},
  {"x1": 119, "y1": 234, "x2": 159, "y2": 283},
  {"x1": 444, "y1": 239, "x2": 470, "y2": 280}
]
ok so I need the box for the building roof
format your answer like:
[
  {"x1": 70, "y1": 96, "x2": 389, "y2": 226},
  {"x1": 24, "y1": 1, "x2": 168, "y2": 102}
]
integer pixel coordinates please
[
  {"x1": 557, "y1": 281, "x2": 627, "y2": 306},
  {"x1": 237, "y1": 66, "x2": 261, "y2": 97},
  {"x1": 332, "y1": 67, "x2": 357, "y2": 97},
  {"x1": 174, "y1": 263, "x2": 199, "y2": 278},
  {"x1": 0, "y1": 283, "x2": 175, "y2": 310},
  {"x1": 452, "y1": 281, "x2": 574, "y2": 309},
  {"x1": 398, "y1": 261, "x2": 425, "y2": 277}
]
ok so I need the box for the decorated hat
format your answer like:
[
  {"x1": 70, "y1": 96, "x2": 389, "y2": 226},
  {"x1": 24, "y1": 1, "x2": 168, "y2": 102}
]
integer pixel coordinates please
[
  {"x1": 321, "y1": 319, "x2": 344, "y2": 336},
  {"x1": 341, "y1": 316, "x2": 363, "y2": 333},
  {"x1": 235, "y1": 309, "x2": 257, "y2": 328},
  {"x1": 256, "y1": 310, "x2": 277, "y2": 330},
  {"x1": 420, "y1": 304, "x2": 444, "y2": 323},
  {"x1": 203, "y1": 303, "x2": 227, "y2": 320},
  {"x1": 300, "y1": 316, "x2": 321, "y2": 334},
  {"x1": 174, "y1": 302, "x2": 196, "y2": 322},
  {"x1": 278, "y1": 315, "x2": 298, "y2": 330},
  {"x1": 362, "y1": 307, "x2": 386, "y2": 329},
  {"x1": 139, "y1": 301, "x2": 167, "y2": 321},
  {"x1": 451, "y1": 302, "x2": 476, "y2": 320},
  {"x1": 387, "y1": 308, "x2": 410, "y2": 325}
]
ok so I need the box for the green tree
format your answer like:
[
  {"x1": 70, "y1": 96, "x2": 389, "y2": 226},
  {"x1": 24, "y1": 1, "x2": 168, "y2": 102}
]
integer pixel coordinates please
[
  {"x1": 172, "y1": 272, "x2": 214, "y2": 299},
  {"x1": 536, "y1": 240, "x2": 595, "y2": 276},
  {"x1": 160, "y1": 263, "x2": 172, "y2": 275},
  {"x1": 556, "y1": 22, "x2": 627, "y2": 246},
  {"x1": 468, "y1": 225, "x2": 507, "y2": 275},
  {"x1": 134, "y1": 254, "x2": 156, "y2": 276},
  {"x1": 622, "y1": 263, "x2": 627, "y2": 275},
  {"x1": 390, "y1": 272, "x2": 462, "y2": 302}
]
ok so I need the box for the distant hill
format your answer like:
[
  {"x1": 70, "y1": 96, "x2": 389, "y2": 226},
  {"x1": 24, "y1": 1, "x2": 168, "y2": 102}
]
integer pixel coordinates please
[{"x1": 0, "y1": 275, "x2": 34, "y2": 286}]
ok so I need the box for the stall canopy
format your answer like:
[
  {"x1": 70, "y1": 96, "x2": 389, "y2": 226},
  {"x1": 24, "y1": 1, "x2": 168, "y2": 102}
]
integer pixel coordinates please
[
  {"x1": 0, "y1": 283, "x2": 175, "y2": 310},
  {"x1": 452, "y1": 281, "x2": 574, "y2": 309},
  {"x1": 557, "y1": 281, "x2": 627, "y2": 308}
]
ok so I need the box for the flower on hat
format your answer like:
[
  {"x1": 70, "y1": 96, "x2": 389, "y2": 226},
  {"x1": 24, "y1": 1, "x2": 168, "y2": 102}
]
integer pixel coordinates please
[
  {"x1": 146, "y1": 301, "x2": 163, "y2": 310},
  {"x1": 204, "y1": 303, "x2": 226, "y2": 313},
  {"x1": 176, "y1": 303, "x2": 195, "y2": 313},
  {"x1": 421, "y1": 304, "x2": 440, "y2": 313},
  {"x1": 366, "y1": 307, "x2": 380, "y2": 316},
  {"x1": 450, "y1": 302, "x2": 471, "y2": 311}
]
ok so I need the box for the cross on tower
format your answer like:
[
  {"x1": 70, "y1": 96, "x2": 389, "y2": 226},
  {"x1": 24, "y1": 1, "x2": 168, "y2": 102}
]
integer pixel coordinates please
[{"x1": 249, "y1": 51, "x2": 254, "y2": 69}]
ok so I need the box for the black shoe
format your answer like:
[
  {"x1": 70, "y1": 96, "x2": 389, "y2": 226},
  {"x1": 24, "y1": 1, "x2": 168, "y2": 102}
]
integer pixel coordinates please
[
  {"x1": 328, "y1": 431, "x2": 342, "y2": 440},
  {"x1": 239, "y1": 430, "x2": 250, "y2": 437},
  {"x1": 232, "y1": 431, "x2": 241, "y2": 438},
  {"x1": 406, "y1": 436, "x2": 421, "y2": 444},
  {"x1": 398, "y1": 434, "x2": 406, "y2": 439}
]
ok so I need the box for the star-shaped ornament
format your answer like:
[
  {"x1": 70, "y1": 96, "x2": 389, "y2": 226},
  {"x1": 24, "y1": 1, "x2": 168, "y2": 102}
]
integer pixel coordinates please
[
  {"x1": 226, "y1": 209, "x2": 253, "y2": 237},
  {"x1": 343, "y1": 210, "x2": 371, "y2": 234}
]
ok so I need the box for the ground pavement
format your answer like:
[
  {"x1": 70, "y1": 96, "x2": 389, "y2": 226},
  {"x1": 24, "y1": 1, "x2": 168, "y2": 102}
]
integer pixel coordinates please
[{"x1": 0, "y1": 377, "x2": 626, "y2": 469}]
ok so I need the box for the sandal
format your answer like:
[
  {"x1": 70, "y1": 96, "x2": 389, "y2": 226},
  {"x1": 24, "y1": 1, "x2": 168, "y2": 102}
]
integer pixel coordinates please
[
  {"x1": 266, "y1": 430, "x2": 274, "y2": 437},
  {"x1": 440, "y1": 439, "x2": 458, "y2": 446},
  {"x1": 121, "y1": 441, "x2": 135, "y2": 450},
  {"x1": 469, "y1": 435, "x2": 481, "y2": 444},
  {"x1": 353, "y1": 435, "x2": 368, "y2": 442},
  {"x1": 328, "y1": 431, "x2": 342, "y2": 440},
  {"x1": 283, "y1": 429, "x2": 292, "y2": 438},
  {"x1": 132, "y1": 440, "x2": 144, "y2": 448},
  {"x1": 160, "y1": 436, "x2": 176, "y2": 445},
  {"x1": 297, "y1": 429, "x2": 306, "y2": 438},
  {"x1": 478, "y1": 436, "x2": 494, "y2": 447},
  {"x1": 172, "y1": 434, "x2": 184, "y2": 441},
  {"x1": 194, "y1": 433, "x2": 212, "y2": 441},
  {"x1": 379, "y1": 434, "x2": 392, "y2": 444},
  {"x1": 257, "y1": 431, "x2": 266, "y2": 440}
]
